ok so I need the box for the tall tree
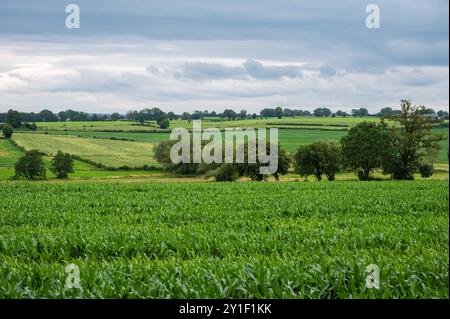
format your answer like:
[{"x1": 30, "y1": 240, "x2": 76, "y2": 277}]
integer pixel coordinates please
[
  {"x1": 294, "y1": 141, "x2": 341, "y2": 181},
  {"x1": 382, "y1": 100, "x2": 445, "y2": 180},
  {"x1": 340, "y1": 121, "x2": 393, "y2": 180},
  {"x1": 6, "y1": 109, "x2": 22, "y2": 128},
  {"x1": 50, "y1": 151, "x2": 74, "y2": 179},
  {"x1": 14, "y1": 150, "x2": 46, "y2": 180}
]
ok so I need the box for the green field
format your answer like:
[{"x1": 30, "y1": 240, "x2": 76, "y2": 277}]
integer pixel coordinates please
[
  {"x1": 12, "y1": 133, "x2": 158, "y2": 168},
  {"x1": 11, "y1": 127, "x2": 449, "y2": 169},
  {"x1": 0, "y1": 180, "x2": 447, "y2": 298}
]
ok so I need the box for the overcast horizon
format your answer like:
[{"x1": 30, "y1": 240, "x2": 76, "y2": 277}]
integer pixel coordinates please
[{"x1": 0, "y1": 0, "x2": 448, "y2": 114}]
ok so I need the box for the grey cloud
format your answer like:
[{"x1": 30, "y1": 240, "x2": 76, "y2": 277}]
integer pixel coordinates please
[
  {"x1": 319, "y1": 65, "x2": 337, "y2": 77},
  {"x1": 174, "y1": 62, "x2": 246, "y2": 80},
  {"x1": 243, "y1": 59, "x2": 302, "y2": 79},
  {"x1": 172, "y1": 59, "x2": 303, "y2": 81}
]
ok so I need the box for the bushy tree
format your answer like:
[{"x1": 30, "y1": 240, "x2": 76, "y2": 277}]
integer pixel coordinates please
[
  {"x1": 2, "y1": 124, "x2": 13, "y2": 138},
  {"x1": 382, "y1": 100, "x2": 445, "y2": 180},
  {"x1": 14, "y1": 150, "x2": 46, "y2": 180},
  {"x1": 154, "y1": 139, "x2": 290, "y2": 181},
  {"x1": 50, "y1": 151, "x2": 74, "y2": 179},
  {"x1": 239, "y1": 143, "x2": 290, "y2": 181},
  {"x1": 6, "y1": 109, "x2": 22, "y2": 128},
  {"x1": 340, "y1": 121, "x2": 393, "y2": 180},
  {"x1": 419, "y1": 163, "x2": 434, "y2": 178},
  {"x1": 206, "y1": 164, "x2": 239, "y2": 181},
  {"x1": 294, "y1": 141, "x2": 341, "y2": 181},
  {"x1": 110, "y1": 113, "x2": 121, "y2": 121},
  {"x1": 158, "y1": 118, "x2": 170, "y2": 129},
  {"x1": 153, "y1": 140, "x2": 200, "y2": 175},
  {"x1": 275, "y1": 107, "x2": 283, "y2": 119}
]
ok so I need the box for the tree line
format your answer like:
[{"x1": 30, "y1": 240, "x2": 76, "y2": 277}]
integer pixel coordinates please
[
  {"x1": 154, "y1": 101, "x2": 446, "y2": 181},
  {"x1": 2, "y1": 106, "x2": 448, "y2": 128}
]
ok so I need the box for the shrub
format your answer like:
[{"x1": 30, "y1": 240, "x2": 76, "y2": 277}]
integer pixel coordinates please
[
  {"x1": 419, "y1": 163, "x2": 434, "y2": 178},
  {"x1": 50, "y1": 151, "x2": 74, "y2": 179},
  {"x1": 158, "y1": 119, "x2": 170, "y2": 129},
  {"x1": 14, "y1": 150, "x2": 46, "y2": 180},
  {"x1": 294, "y1": 141, "x2": 341, "y2": 181},
  {"x1": 2, "y1": 124, "x2": 13, "y2": 139},
  {"x1": 207, "y1": 164, "x2": 239, "y2": 182}
]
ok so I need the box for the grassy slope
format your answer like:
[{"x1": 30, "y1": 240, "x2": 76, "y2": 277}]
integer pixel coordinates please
[
  {"x1": 0, "y1": 180, "x2": 447, "y2": 298},
  {"x1": 30, "y1": 127, "x2": 450, "y2": 163},
  {"x1": 12, "y1": 133, "x2": 158, "y2": 168}
]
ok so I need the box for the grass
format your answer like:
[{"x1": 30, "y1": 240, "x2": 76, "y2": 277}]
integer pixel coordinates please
[
  {"x1": 0, "y1": 180, "x2": 447, "y2": 298},
  {"x1": 12, "y1": 133, "x2": 159, "y2": 168},
  {"x1": 26, "y1": 127, "x2": 449, "y2": 164},
  {"x1": 37, "y1": 117, "x2": 385, "y2": 132}
]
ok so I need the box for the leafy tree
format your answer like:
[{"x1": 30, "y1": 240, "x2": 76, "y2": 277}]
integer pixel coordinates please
[
  {"x1": 110, "y1": 113, "x2": 121, "y2": 121},
  {"x1": 313, "y1": 108, "x2": 332, "y2": 117},
  {"x1": 222, "y1": 109, "x2": 237, "y2": 120},
  {"x1": 14, "y1": 150, "x2": 46, "y2": 180},
  {"x1": 419, "y1": 163, "x2": 434, "y2": 178},
  {"x1": 2, "y1": 124, "x2": 13, "y2": 138},
  {"x1": 380, "y1": 107, "x2": 394, "y2": 118},
  {"x1": 6, "y1": 109, "x2": 22, "y2": 128},
  {"x1": 294, "y1": 141, "x2": 341, "y2": 181},
  {"x1": 38, "y1": 109, "x2": 58, "y2": 122},
  {"x1": 50, "y1": 151, "x2": 74, "y2": 179},
  {"x1": 336, "y1": 110, "x2": 348, "y2": 117},
  {"x1": 437, "y1": 110, "x2": 449, "y2": 119},
  {"x1": 236, "y1": 143, "x2": 290, "y2": 181},
  {"x1": 382, "y1": 100, "x2": 445, "y2": 180},
  {"x1": 158, "y1": 118, "x2": 170, "y2": 129},
  {"x1": 340, "y1": 121, "x2": 393, "y2": 180},
  {"x1": 275, "y1": 107, "x2": 283, "y2": 119},
  {"x1": 351, "y1": 108, "x2": 369, "y2": 117},
  {"x1": 206, "y1": 164, "x2": 239, "y2": 182}
]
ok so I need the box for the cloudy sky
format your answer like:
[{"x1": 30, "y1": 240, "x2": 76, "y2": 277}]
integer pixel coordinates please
[{"x1": 0, "y1": 0, "x2": 448, "y2": 114}]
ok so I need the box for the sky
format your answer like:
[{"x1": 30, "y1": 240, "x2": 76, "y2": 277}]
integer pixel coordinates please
[{"x1": 0, "y1": 0, "x2": 448, "y2": 114}]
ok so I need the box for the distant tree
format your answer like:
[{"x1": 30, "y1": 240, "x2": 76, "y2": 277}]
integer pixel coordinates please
[
  {"x1": 222, "y1": 109, "x2": 237, "y2": 120},
  {"x1": 418, "y1": 108, "x2": 435, "y2": 115},
  {"x1": 313, "y1": 108, "x2": 332, "y2": 117},
  {"x1": 167, "y1": 112, "x2": 177, "y2": 120},
  {"x1": 110, "y1": 113, "x2": 121, "y2": 121},
  {"x1": 14, "y1": 150, "x2": 46, "y2": 180},
  {"x1": 6, "y1": 109, "x2": 22, "y2": 128},
  {"x1": 352, "y1": 108, "x2": 369, "y2": 117},
  {"x1": 419, "y1": 163, "x2": 434, "y2": 178},
  {"x1": 336, "y1": 110, "x2": 348, "y2": 117},
  {"x1": 181, "y1": 112, "x2": 191, "y2": 121},
  {"x1": 50, "y1": 151, "x2": 74, "y2": 179},
  {"x1": 283, "y1": 108, "x2": 294, "y2": 117},
  {"x1": 38, "y1": 109, "x2": 58, "y2": 122},
  {"x1": 158, "y1": 118, "x2": 170, "y2": 129},
  {"x1": 294, "y1": 141, "x2": 341, "y2": 181},
  {"x1": 274, "y1": 107, "x2": 283, "y2": 119},
  {"x1": 260, "y1": 108, "x2": 275, "y2": 118},
  {"x1": 58, "y1": 111, "x2": 68, "y2": 122},
  {"x1": 206, "y1": 164, "x2": 239, "y2": 182},
  {"x1": 382, "y1": 100, "x2": 445, "y2": 180},
  {"x1": 379, "y1": 107, "x2": 394, "y2": 118},
  {"x1": 2, "y1": 124, "x2": 13, "y2": 138},
  {"x1": 340, "y1": 121, "x2": 393, "y2": 180},
  {"x1": 24, "y1": 122, "x2": 37, "y2": 131},
  {"x1": 238, "y1": 110, "x2": 247, "y2": 120},
  {"x1": 437, "y1": 110, "x2": 449, "y2": 119}
]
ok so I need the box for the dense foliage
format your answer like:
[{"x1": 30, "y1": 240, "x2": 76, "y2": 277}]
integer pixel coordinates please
[{"x1": 13, "y1": 150, "x2": 46, "y2": 180}]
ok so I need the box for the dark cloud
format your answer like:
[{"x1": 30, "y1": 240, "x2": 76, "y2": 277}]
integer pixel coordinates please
[{"x1": 172, "y1": 59, "x2": 303, "y2": 81}]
